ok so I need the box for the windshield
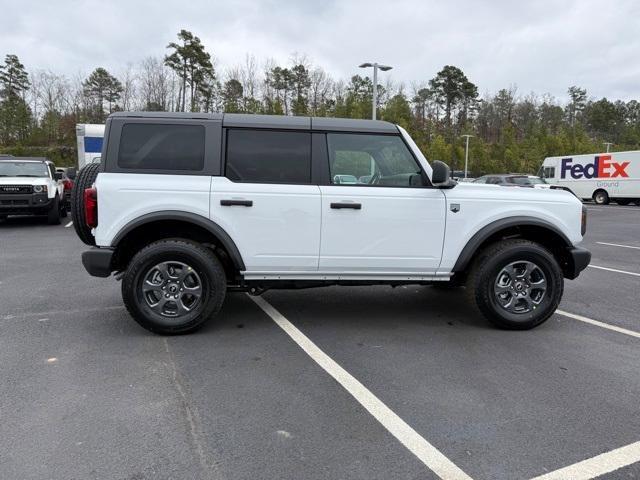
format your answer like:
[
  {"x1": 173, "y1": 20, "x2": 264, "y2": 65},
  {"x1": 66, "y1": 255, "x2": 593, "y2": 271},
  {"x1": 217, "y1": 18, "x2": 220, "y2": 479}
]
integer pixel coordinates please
[{"x1": 0, "y1": 161, "x2": 49, "y2": 177}]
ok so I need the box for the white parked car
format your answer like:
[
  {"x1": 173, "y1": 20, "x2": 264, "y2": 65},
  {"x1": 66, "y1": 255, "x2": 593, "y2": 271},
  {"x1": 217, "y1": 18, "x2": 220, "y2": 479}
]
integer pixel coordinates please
[
  {"x1": 0, "y1": 157, "x2": 67, "y2": 224},
  {"x1": 71, "y1": 112, "x2": 590, "y2": 334},
  {"x1": 527, "y1": 175, "x2": 552, "y2": 189}
]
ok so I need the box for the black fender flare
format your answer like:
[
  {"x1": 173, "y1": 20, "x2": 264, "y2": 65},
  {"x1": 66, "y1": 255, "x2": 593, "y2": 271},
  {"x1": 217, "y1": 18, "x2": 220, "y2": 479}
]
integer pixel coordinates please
[
  {"x1": 111, "y1": 210, "x2": 246, "y2": 271},
  {"x1": 452, "y1": 216, "x2": 572, "y2": 272}
]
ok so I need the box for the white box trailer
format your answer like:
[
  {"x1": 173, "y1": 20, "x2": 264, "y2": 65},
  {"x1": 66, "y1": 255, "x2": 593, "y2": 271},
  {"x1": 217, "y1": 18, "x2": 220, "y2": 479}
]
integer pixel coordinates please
[
  {"x1": 76, "y1": 124, "x2": 105, "y2": 169},
  {"x1": 541, "y1": 151, "x2": 640, "y2": 205}
]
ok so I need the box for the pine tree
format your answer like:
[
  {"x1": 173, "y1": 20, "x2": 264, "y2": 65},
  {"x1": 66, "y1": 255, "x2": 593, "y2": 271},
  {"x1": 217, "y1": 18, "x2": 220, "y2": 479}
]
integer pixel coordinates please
[
  {"x1": 165, "y1": 30, "x2": 215, "y2": 112},
  {"x1": 83, "y1": 68, "x2": 123, "y2": 121}
]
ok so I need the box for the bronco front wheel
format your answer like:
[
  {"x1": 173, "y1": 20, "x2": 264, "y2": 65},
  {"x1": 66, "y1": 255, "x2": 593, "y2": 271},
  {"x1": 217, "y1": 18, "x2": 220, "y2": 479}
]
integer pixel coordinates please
[{"x1": 466, "y1": 239, "x2": 563, "y2": 330}]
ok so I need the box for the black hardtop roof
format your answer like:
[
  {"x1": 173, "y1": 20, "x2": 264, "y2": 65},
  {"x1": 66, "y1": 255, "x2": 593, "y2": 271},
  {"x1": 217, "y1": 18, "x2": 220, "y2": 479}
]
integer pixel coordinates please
[
  {"x1": 0, "y1": 156, "x2": 49, "y2": 163},
  {"x1": 108, "y1": 112, "x2": 398, "y2": 134}
]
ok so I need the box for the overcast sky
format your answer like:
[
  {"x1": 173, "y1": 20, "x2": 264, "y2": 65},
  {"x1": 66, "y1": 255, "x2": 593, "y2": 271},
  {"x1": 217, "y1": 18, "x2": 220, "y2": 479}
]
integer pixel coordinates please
[{"x1": 2, "y1": 0, "x2": 638, "y2": 102}]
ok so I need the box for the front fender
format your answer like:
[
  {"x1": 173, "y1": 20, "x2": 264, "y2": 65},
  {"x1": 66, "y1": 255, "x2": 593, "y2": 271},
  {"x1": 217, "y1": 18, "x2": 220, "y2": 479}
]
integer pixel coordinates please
[{"x1": 450, "y1": 216, "x2": 573, "y2": 273}]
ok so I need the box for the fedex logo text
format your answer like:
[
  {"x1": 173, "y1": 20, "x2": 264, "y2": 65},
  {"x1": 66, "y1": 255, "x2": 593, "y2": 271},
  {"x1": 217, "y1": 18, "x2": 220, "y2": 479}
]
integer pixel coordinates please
[{"x1": 561, "y1": 155, "x2": 629, "y2": 179}]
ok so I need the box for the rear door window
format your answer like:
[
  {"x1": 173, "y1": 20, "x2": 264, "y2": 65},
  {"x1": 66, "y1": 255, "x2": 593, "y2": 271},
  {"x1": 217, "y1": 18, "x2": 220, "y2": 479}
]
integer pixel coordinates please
[
  {"x1": 118, "y1": 123, "x2": 205, "y2": 171},
  {"x1": 225, "y1": 129, "x2": 311, "y2": 184}
]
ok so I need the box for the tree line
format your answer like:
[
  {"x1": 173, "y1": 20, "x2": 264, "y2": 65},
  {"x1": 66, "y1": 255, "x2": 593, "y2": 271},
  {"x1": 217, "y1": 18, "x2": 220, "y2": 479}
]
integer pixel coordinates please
[{"x1": 1, "y1": 29, "x2": 639, "y2": 173}]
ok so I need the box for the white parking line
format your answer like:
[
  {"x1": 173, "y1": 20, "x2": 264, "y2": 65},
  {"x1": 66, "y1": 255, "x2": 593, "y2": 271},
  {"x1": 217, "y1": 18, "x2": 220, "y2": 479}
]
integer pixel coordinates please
[
  {"x1": 64, "y1": 221, "x2": 73, "y2": 228},
  {"x1": 249, "y1": 294, "x2": 473, "y2": 480},
  {"x1": 596, "y1": 241, "x2": 640, "y2": 250},
  {"x1": 529, "y1": 441, "x2": 640, "y2": 480},
  {"x1": 556, "y1": 310, "x2": 640, "y2": 339},
  {"x1": 588, "y1": 264, "x2": 640, "y2": 277}
]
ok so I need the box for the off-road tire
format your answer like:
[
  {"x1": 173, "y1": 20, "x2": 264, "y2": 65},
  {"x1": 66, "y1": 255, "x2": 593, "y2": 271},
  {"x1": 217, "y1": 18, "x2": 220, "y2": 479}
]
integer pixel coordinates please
[
  {"x1": 71, "y1": 163, "x2": 100, "y2": 245},
  {"x1": 466, "y1": 239, "x2": 563, "y2": 330},
  {"x1": 122, "y1": 239, "x2": 226, "y2": 335},
  {"x1": 47, "y1": 195, "x2": 61, "y2": 225}
]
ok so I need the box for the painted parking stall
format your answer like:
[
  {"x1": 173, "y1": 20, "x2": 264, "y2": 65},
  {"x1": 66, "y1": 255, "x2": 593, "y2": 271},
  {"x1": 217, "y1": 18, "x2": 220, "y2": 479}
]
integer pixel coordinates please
[{"x1": 1, "y1": 204, "x2": 639, "y2": 479}]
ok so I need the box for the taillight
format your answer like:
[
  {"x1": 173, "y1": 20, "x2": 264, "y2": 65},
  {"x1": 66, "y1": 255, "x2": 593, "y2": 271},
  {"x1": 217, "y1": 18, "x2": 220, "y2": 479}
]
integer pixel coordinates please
[
  {"x1": 84, "y1": 187, "x2": 98, "y2": 228},
  {"x1": 581, "y1": 205, "x2": 587, "y2": 236},
  {"x1": 63, "y1": 179, "x2": 73, "y2": 190}
]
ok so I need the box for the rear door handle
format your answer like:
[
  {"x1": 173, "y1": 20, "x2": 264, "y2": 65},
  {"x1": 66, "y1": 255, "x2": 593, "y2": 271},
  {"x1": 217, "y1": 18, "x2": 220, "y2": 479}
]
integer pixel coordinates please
[
  {"x1": 330, "y1": 202, "x2": 361, "y2": 210},
  {"x1": 220, "y1": 199, "x2": 253, "y2": 207}
]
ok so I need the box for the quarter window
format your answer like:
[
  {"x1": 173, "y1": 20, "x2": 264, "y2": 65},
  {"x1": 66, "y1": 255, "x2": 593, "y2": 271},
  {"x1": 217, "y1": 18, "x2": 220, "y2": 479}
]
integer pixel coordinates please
[
  {"x1": 326, "y1": 134, "x2": 423, "y2": 187},
  {"x1": 118, "y1": 123, "x2": 205, "y2": 171},
  {"x1": 225, "y1": 129, "x2": 311, "y2": 184}
]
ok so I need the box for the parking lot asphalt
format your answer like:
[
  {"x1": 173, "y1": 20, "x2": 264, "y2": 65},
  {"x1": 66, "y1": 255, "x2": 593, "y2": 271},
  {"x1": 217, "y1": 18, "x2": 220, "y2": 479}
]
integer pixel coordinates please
[{"x1": 1, "y1": 206, "x2": 639, "y2": 480}]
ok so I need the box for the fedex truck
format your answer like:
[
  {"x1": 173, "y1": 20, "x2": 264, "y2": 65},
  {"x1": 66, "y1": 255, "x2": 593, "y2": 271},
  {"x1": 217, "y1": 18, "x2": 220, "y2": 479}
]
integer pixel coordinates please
[
  {"x1": 76, "y1": 124, "x2": 105, "y2": 169},
  {"x1": 540, "y1": 151, "x2": 640, "y2": 205}
]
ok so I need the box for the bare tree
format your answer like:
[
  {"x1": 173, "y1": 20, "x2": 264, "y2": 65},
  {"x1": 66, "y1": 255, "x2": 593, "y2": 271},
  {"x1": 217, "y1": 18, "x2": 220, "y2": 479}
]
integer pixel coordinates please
[
  {"x1": 139, "y1": 57, "x2": 173, "y2": 111},
  {"x1": 309, "y1": 67, "x2": 333, "y2": 116},
  {"x1": 120, "y1": 63, "x2": 137, "y2": 110}
]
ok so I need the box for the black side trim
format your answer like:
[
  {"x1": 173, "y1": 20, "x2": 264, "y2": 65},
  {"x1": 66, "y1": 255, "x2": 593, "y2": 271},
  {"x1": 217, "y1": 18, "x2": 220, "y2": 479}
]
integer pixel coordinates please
[
  {"x1": 111, "y1": 211, "x2": 245, "y2": 271},
  {"x1": 452, "y1": 216, "x2": 573, "y2": 272},
  {"x1": 82, "y1": 247, "x2": 114, "y2": 277}
]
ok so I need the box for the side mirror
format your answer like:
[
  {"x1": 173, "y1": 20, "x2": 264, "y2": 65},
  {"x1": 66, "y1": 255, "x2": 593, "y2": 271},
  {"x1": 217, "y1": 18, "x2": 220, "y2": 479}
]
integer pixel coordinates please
[
  {"x1": 54, "y1": 172, "x2": 63, "y2": 181},
  {"x1": 431, "y1": 161, "x2": 452, "y2": 186}
]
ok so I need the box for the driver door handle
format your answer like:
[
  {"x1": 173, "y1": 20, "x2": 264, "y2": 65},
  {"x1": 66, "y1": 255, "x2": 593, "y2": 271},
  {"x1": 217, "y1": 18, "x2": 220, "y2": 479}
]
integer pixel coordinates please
[{"x1": 330, "y1": 202, "x2": 361, "y2": 210}]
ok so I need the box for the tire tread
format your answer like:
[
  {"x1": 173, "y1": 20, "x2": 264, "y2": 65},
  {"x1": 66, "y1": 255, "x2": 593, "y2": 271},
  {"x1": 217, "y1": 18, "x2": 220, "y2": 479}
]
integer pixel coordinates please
[{"x1": 71, "y1": 163, "x2": 100, "y2": 245}]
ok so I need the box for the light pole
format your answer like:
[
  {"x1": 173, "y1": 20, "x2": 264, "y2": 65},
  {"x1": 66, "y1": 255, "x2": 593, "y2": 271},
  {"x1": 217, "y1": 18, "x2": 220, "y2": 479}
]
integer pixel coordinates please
[
  {"x1": 359, "y1": 62, "x2": 392, "y2": 120},
  {"x1": 461, "y1": 134, "x2": 474, "y2": 179},
  {"x1": 603, "y1": 142, "x2": 613, "y2": 153}
]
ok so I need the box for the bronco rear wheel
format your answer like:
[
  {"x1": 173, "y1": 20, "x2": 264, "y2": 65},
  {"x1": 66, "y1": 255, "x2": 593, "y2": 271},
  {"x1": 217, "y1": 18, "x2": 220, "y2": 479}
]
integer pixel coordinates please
[
  {"x1": 466, "y1": 239, "x2": 563, "y2": 330},
  {"x1": 122, "y1": 239, "x2": 226, "y2": 335}
]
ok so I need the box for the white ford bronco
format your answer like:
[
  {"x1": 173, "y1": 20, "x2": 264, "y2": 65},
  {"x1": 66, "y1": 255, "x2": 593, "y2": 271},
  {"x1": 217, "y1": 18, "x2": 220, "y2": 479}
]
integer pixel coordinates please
[
  {"x1": 71, "y1": 112, "x2": 590, "y2": 334},
  {"x1": 0, "y1": 157, "x2": 67, "y2": 224}
]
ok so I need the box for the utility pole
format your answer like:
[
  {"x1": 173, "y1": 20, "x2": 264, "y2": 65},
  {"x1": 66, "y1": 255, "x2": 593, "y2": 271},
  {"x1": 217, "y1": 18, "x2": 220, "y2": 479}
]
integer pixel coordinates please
[
  {"x1": 359, "y1": 62, "x2": 393, "y2": 120},
  {"x1": 603, "y1": 142, "x2": 613, "y2": 153},
  {"x1": 461, "y1": 134, "x2": 474, "y2": 179}
]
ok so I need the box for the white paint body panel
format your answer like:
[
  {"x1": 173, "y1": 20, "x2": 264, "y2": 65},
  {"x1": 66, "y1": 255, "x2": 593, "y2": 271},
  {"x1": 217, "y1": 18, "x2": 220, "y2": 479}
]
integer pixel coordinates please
[
  {"x1": 438, "y1": 183, "x2": 584, "y2": 272},
  {"x1": 542, "y1": 151, "x2": 640, "y2": 199},
  {"x1": 210, "y1": 177, "x2": 321, "y2": 272},
  {"x1": 94, "y1": 173, "x2": 211, "y2": 246},
  {"x1": 319, "y1": 185, "x2": 446, "y2": 273}
]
